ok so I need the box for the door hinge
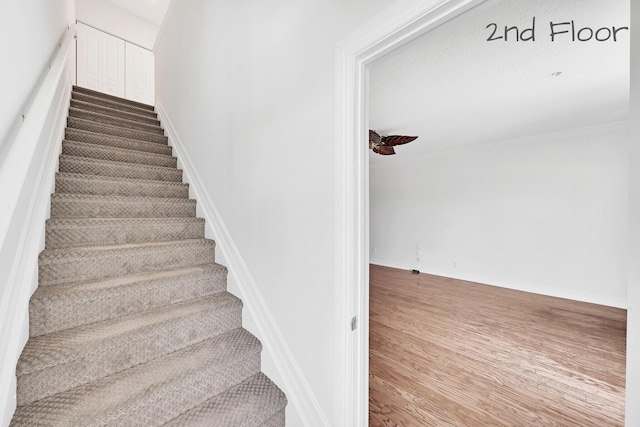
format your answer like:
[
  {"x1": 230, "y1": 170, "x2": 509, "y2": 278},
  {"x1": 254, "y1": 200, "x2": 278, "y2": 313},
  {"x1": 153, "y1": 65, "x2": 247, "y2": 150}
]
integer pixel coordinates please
[{"x1": 350, "y1": 316, "x2": 357, "y2": 331}]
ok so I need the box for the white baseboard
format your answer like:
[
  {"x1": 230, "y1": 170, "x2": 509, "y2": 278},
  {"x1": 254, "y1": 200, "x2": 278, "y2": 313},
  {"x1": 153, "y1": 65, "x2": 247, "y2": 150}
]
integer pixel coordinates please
[
  {"x1": 156, "y1": 99, "x2": 331, "y2": 427},
  {"x1": 370, "y1": 259, "x2": 627, "y2": 309},
  {"x1": 0, "y1": 31, "x2": 74, "y2": 426}
]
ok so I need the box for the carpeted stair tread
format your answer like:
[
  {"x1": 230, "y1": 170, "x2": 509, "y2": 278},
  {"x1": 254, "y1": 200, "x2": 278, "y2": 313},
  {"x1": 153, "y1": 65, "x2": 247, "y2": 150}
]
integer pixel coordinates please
[
  {"x1": 11, "y1": 88, "x2": 286, "y2": 426},
  {"x1": 69, "y1": 108, "x2": 165, "y2": 135},
  {"x1": 17, "y1": 292, "x2": 242, "y2": 405},
  {"x1": 163, "y1": 373, "x2": 287, "y2": 427},
  {"x1": 39, "y1": 238, "x2": 215, "y2": 286},
  {"x1": 19, "y1": 291, "x2": 241, "y2": 375},
  {"x1": 30, "y1": 263, "x2": 227, "y2": 337},
  {"x1": 55, "y1": 172, "x2": 190, "y2": 199},
  {"x1": 62, "y1": 140, "x2": 177, "y2": 168},
  {"x1": 58, "y1": 155, "x2": 183, "y2": 182},
  {"x1": 73, "y1": 85, "x2": 155, "y2": 111},
  {"x1": 50, "y1": 193, "x2": 197, "y2": 219},
  {"x1": 65, "y1": 128, "x2": 172, "y2": 155},
  {"x1": 70, "y1": 99, "x2": 160, "y2": 126},
  {"x1": 11, "y1": 328, "x2": 262, "y2": 427},
  {"x1": 45, "y1": 217, "x2": 204, "y2": 248},
  {"x1": 67, "y1": 116, "x2": 168, "y2": 144},
  {"x1": 260, "y1": 411, "x2": 287, "y2": 427}
]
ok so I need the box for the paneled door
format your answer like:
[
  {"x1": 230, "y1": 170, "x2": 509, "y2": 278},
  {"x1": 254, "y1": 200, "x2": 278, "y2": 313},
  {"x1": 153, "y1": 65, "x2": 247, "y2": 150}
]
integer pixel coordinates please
[
  {"x1": 76, "y1": 22, "x2": 125, "y2": 97},
  {"x1": 125, "y1": 43, "x2": 155, "y2": 105}
]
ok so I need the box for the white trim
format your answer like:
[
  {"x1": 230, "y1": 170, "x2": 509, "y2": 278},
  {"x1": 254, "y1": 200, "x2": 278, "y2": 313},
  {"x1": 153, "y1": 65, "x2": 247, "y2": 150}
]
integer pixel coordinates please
[
  {"x1": 0, "y1": 23, "x2": 75, "y2": 427},
  {"x1": 626, "y1": 4, "x2": 640, "y2": 425},
  {"x1": 334, "y1": 1, "x2": 489, "y2": 425},
  {"x1": 370, "y1": 260, "x2": 628, "y2": 309},
  {"x1": 156, "y1": 100, "x2": 330, "y2": 427}
]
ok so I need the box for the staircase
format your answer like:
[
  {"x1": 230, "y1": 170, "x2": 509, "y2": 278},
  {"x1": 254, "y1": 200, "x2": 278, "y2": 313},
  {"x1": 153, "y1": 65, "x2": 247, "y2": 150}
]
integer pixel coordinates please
[{"x1": 10, "y1": 86, "x2": 287, "y2": 426}]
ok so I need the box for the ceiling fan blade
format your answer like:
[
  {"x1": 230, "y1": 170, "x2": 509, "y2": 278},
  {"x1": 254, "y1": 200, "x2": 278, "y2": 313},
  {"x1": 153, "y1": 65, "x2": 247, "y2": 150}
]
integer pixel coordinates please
[
  {"x1": 373, "y1": 145, "x2": 396, "y2": 155},
  {"x1": 381, "y1": 135, "x2": 418, "y2": 147}
]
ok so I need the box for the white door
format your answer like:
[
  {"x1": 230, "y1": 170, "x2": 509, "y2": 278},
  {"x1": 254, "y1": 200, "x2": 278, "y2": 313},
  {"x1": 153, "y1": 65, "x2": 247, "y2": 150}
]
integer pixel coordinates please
[
  {"x1": 76, "y1": 22, "x2": 125, "y2": 97},
  {"x1": 125, "y1": 43, "x2": 155, "y2": 105}
]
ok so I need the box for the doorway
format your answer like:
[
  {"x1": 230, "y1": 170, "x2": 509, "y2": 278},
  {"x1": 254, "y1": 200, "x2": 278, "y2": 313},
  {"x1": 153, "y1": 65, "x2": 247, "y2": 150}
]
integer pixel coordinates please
[{"x1": 335, "y1": 0, "x2": 631, "y2": 425}]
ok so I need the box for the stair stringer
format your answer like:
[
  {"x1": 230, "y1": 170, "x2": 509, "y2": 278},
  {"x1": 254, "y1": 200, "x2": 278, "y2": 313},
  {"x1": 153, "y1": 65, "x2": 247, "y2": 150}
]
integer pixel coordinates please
[{"x1": 156, "y1": 99, "x2": 330, "y2": 427}]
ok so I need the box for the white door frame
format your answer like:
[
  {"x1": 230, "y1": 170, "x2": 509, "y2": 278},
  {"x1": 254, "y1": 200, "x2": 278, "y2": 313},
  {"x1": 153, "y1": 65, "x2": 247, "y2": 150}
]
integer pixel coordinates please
[{"x1": 334, "y1": 0, "x2": 489, "y2": 425}]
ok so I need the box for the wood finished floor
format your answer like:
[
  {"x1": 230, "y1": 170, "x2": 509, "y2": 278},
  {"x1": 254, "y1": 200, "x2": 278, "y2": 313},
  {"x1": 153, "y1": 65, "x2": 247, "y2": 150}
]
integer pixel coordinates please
[{"x1": 369, "y1": 265, "x2": 627, "y2": 427}]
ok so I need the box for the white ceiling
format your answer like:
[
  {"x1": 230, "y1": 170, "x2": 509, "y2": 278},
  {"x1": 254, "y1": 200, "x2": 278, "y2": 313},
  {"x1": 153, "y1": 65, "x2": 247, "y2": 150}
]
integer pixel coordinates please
[
  {"x1": 369, "y1": 0, "x2": 629, "y2": 163},
  {"x1": 102, "y1": 0, "x2": 170, "y2": 26}
]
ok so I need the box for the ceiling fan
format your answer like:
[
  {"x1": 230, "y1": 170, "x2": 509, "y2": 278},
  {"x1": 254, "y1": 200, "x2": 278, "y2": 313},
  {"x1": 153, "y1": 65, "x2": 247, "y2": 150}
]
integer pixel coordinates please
[{"x1": 369, "y1": 130, "x2": 418, "y2": 155}]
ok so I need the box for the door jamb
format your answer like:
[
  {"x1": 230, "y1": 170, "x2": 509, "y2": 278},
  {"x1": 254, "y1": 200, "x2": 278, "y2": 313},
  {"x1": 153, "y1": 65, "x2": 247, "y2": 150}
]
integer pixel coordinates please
[{"x1": 334, "y1": 0, "x2": 489, "y2": 425}]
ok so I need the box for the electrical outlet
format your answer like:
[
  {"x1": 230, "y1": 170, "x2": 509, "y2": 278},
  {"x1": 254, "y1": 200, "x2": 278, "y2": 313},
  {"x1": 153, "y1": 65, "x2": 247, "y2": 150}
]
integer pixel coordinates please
[
  {"x1": 453, "y1": 261, "x2": 458, "y2": 269},
  {"x1": 371, "y1": 247, "x2": 377, "y2": 254}
]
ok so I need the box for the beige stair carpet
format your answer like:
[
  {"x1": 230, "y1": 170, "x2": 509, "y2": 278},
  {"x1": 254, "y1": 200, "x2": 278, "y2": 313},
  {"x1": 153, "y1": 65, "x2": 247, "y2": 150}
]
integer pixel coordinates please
[{"x1": 10, "y1": 85, "x2": 287, "y2": 426}]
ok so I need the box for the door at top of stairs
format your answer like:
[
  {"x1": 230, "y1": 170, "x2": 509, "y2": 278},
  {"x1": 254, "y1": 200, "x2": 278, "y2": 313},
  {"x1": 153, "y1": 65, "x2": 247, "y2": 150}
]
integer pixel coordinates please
[{"x1": 76, "y1": 22, "x2": 155, "y2": 105}]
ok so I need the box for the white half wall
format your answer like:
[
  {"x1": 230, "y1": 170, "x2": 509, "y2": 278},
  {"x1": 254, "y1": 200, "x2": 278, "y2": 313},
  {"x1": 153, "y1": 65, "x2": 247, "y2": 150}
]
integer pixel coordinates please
[
  {"x1": 154, "y1": 0, "x2": 398, "y2": 424},
  {"x1": 370, "y1": 123, "x2": 629, "y2": 308},
  {"x1": 0, "y1": 21, "x2": 76, "y2": 426},
  {"x1": 76, "y1": 0, "x2": 159, "y2": 50}
]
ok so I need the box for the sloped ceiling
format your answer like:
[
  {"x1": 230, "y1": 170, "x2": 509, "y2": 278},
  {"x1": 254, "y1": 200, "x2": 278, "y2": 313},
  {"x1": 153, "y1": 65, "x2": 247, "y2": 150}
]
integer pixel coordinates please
[
  {"x1": 369, "y1": 0, "x2": 629, "y2": 162},
  {"x1": 102, "y1": 0, "x2": 170, "y2": 26}
]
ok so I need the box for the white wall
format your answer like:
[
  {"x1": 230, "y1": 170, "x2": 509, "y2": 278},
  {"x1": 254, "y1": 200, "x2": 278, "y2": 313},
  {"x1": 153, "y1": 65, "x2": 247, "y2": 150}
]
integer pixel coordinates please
[
  {"x1": 370, "y1": 124, "x2": 628, "y2": 308},
  {"x1": 626, "y1": 1, "x2": 639, "y2": 425},
  {"x1": 0, "y1": 0, "x2": 74, "y2": 154},
  {"x1": 76, "y1": 0, "x2": 158, "y2": 50},
  {"x1": 154, "y1": 0, "x2": 396, "y2": 424}
]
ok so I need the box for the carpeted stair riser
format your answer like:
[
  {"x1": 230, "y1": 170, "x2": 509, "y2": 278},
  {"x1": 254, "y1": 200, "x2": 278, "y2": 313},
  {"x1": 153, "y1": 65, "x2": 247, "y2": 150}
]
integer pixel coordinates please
[
  {"x1": 58, "y1": 156, "x2": 183, "y2": 183},
  {"x1": 67, "y1": 116, "x2": 168, "y2": 144},
  {"x1": 72, "y1": 87, "x2": 156, "y2": 111},
  {"x1": 69, "y1": 108, "x2": 165, "y2": 135},
  {"x1": 39, "y1": 239, "x2": 215, "y2": 286},
  {"x1": 50, "y1": 194, "x2": 197, "y2": 219},
  {"x1": 62, "y1": 141, "x2": 177, "y2": 168},
  {"x1": 163, "y1": 373, "x2": 287, "y2": 427},
  {"x1": 29, "y1": 263, "x2": 226, "y2": 337},
  {"x1": 45, "y1": 217, "x2": 205, "y2": 249},
  {"x1": 70, "y1": 99, "x2": 160, "y2": 126},
  {"x1": 17, "y1": 292, "x2": 242, "y2": 405},
  {"x1": 65, "y1": 128, "x2": 172, "y2": 155},
  {"x1": 55, "y1": 173, "x2": 190, "y2": 199},
  {"x1": 71, "y1": 91, "x2": 158, "y2": 118},
  {"x1": 73, "y1": 85, "x2": 155, "y2": 111},
  {"x1": 11, "y1": 328, "x2": 262, "y2": 427}
]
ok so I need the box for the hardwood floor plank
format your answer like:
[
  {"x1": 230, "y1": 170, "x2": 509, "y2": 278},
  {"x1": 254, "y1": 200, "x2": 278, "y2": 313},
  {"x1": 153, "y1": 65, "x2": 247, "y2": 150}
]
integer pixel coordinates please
[{"x1": 369, "y1": 265, "x2": 626, "y2": 426}]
